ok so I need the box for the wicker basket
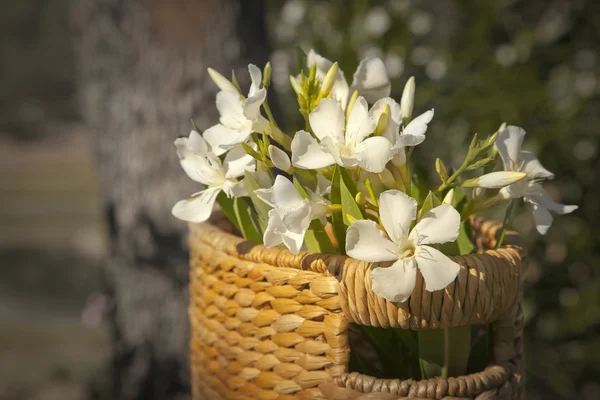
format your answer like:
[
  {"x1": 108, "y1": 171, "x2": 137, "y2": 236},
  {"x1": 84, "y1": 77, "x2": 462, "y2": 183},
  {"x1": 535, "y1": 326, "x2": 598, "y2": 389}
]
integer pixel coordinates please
[{"x1": 189, "y1": 216, "x2": 526, "y2": 400}]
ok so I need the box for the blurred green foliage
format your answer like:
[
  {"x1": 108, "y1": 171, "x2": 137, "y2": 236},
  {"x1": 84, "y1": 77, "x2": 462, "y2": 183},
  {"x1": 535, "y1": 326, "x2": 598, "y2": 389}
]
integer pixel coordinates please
[{"x1": 266, "y1": 0, "x2": 599, "y2": 398}]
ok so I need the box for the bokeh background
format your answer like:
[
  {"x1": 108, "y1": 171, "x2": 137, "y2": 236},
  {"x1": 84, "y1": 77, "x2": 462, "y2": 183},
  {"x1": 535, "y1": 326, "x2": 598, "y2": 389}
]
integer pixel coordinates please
[{"x1": 0, "y1": 0, "x2": 598, "y2": 399}]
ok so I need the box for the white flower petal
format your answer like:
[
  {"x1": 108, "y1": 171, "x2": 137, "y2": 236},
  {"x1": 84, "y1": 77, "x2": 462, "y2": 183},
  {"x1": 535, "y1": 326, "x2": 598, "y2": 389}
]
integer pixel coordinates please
[
  {"x1": 263, "y1": 209, "x2": 285, "y2": 246},
  {"x1": 254, "y1": 188, "x2": 274, "y2": 208},
  {"x1": 316, "y1": 174, "x2": 332, "y2": 196},
  {"x1": 346, "y1": 220, "x2": 397, "y2": 262},
  {"x1": 264, "y1": 209, "x2": 306, "y2": 254},
  {"x1": 280, "y1": 201, "x2": 312, "y2": 235},
  {"x1": 203, "y1": 123, "x2": 251, "y2": 156},
  {"x1": 346, "y1": 97, "x2": 376, "y2": 145},
  {"x1": 410, "y1": 204, "x2": 460, "y2": 245},
  {"x1": 307, "y1": 189, "x2": 330, "y2": 220},
  {"x1": 356, "y1": 136, "x2": 393, "y2": 173},
  {"x1": 269, "y1": 175, "x2": 307, "y2": 213},
  {"x1": 171, "y1": 187, "x2": 220, "y2": 223},
  {"x1": 175, "y1": 136, "x2": 224, "y2": 185},
  {"x1": 369, "y1": 97, "x2": 402, "y2": 143},
  {"x1": 207, "y1": 68, "x2": 239, "y2": 94},
  {"x1": 524, "y1": 184, "x2": 578, "y2": 215},
  {"x1": 291, "y1": 130, "x2": 336, "y2": 169},
  {"x1": 396, "y1": 109, "x2": 434, "y2": 148},
  {"x1": 320, "y1": 136, "x2": 348, "y2": 167},
  {"x1": 243, "y1": 88, "x2": 267, "y2": 122},
  {"x1": 371, "y1": 259, "x2": 417, "y2": 303},
  {"x1": 216, "y1": 91, "x2": 247, "y2": 128},
  {"x1": 519, "y1": 151, "x2": 554, "y2": 180},
  {"x1": 187, "y1": 130, "x2": 210, "y2": 155},
  {"x1": 532, "y1": 205, "x2": 552, "y2": 235},
  {"x1": 415, "y1": 245, "x2": 461, "y2": 292},
  {"x1": 378, "y1": 190, "x2": 417, "y2": 244},
  {"x1": 350, "y1": 57, "x2": 391, "y2": 104},
  {"x1": 228, "y1": 180, "x2": 248, "y2": 197},
  {"x1": 248, "y1": 64, "x2": 262, "y2": 97},
  {"x1": 268, "y1": 145, "x2": 291, "y2": 171},
  {"x1": 307, "y1": 49, "x2": 350, "y2": 106},
  {"x1": 223, "y1": 145, "x2": 256, "y2": 179},
  {"x1": 496, "y1": 125, "x2": 525, "y2": 171},
  {"x1": 308, "y1": 98, "x2": 345, "y2": 142}
]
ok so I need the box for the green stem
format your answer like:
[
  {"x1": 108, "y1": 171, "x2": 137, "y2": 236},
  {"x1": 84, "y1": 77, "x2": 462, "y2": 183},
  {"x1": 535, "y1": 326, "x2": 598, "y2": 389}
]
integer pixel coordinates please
[
  {"x1": 442, "y1": 328, "x2": 450, "y2": 378},
  {"x1": 435, "y1": 164, "x2": 467, "y2": 195},
  {"x1": 496, "y1": 200, "x2": 515, "y2": 248},
  {"x1": 365, "y1": 178, "x2": 379, "y2": 207},
  {"x1": 262, "y1": 99, "x2": 278, "y2": 128}
]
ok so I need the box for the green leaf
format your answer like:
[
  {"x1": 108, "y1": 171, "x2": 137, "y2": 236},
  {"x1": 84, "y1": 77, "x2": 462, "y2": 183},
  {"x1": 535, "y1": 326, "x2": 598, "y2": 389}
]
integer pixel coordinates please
[
  {"x1": 304, "y1": 219, "x2": 336, "y2": 254},
  {"x1": 419, "y1": 191, "x2": 442, "y2": 219},
  {"x1": 233, "y1": 197, "x2": 263, "y2": 244},
  {"x1": 330, "y1": 166, "x2": 346, "y2": 253},
  {"x1": 243, "y1": 171, "x2": 270, "y2": 231},
  {"x1": 360, "y1": 326, "x2": 410, "y2": 379},
  {"x1": 466, "y1": 156, "x2": 495, "y2": 170},
  {"x1": 457, "y1": 220, "x2": 475, "y2": 255},
  {"x1": 467, "y1": 324, "x2": 490, "y2": 374},
  {"x1": 241, "y1": 143, "x2": 263, "y2": 161},
  {"x1": 339, "y1": 168, "x2": 363, "y2": 225},
  {"x1": 216, "y1": 192, "x2": 241, "y2": 232},
  {"x1": 418, "y1": 325, "x2": 471, "y2": 379}
]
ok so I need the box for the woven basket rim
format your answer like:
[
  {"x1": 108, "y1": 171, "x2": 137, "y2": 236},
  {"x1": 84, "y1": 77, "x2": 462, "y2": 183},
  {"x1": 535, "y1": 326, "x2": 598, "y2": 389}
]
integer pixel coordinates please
[{"x1": 191, "y1": 215, "x2": 523, "y2": 273}]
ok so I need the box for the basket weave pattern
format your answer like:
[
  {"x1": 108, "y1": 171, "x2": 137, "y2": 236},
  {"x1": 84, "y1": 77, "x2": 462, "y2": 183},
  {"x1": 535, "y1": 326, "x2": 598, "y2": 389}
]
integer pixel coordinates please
[{"x1": 189, "y1": 217, "x2": 526, "y2": 400}]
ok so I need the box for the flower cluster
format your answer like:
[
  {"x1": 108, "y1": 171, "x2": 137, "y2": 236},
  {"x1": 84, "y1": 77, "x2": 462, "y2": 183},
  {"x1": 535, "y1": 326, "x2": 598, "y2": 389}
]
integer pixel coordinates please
[{"x1": 172, "y1": 50, "x2": 577, "y2": 303}]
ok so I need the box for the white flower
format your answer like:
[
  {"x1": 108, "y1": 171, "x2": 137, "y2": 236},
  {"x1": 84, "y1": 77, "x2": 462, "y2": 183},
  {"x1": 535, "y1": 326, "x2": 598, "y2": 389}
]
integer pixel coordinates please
[
  {"x1": 254, "y1": 176, "x2": 316, "y2": 254},
  {"x1": 171, "y1": 131, "x2": 255, "y2": 223},
  {"x1": 346, "y1": 190, "x2": 461, "y2": 303},
  {"x1": 291, "y1": 97, "x2": 393, "y2": 173},
  {"x1": 496, "y1": 126, "x2": 577, "y2": 234},
  {"x1": 307, "y1": 50, "x2": 391, "y2": 108},
  {"x1": 369, "y1": 97, "x2": 434, "y2": 165},
  {"x1": 255, "y1": 176, "x2": 331, "y2": 254},
  {"x1": 204, "y1": 64, "x2": 268, "y2": 155}
]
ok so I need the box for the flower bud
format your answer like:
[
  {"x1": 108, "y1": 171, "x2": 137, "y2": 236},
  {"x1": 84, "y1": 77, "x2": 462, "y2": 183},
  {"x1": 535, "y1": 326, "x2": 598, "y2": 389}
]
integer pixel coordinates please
[
  {"x1": 442, "y1": 189, "x2": 455, "y2": 205},
  {"x1": 463, "y1": 171, "x2": 527, "y2": 189},
  {"x1": 290, "y1": 75, "x2": 303, "y2": 96},
  {"x1": 319, "y1": 62, "x2": 339, "y2": 99},
  {"x1": 262, "y1": 62, "x2": 272, "y2": 89},
  {"x1": 207, "y1": 68, "x2": 239, "y2": 94},
  {"x1": 345, "y1": 90, "x2": 359, "y2": 120},
  {"x1": 268, "y1": 145, "x2": 291, "y2": 172},
  {"x1": 435, "y1": 158, "x2": 449, "y2": 182},
  {"x1": 401, "y1": 76, "x2": 415, "y2": 122},
  {"x1": 374, "y1": 104, "x2": 390, "y2": 136}
]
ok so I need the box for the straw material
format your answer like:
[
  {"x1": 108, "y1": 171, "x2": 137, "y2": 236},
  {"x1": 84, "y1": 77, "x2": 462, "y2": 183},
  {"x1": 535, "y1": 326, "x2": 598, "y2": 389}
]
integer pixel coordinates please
[{"x1": 189, "y1": 216, "x2": 526, "y2": 399}]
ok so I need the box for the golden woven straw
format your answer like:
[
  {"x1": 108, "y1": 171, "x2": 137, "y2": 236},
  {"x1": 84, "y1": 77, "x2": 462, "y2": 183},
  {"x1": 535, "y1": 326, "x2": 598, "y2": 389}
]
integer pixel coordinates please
[{"x1": 189, "y1": 216, "x2": 526, "y2": 400}]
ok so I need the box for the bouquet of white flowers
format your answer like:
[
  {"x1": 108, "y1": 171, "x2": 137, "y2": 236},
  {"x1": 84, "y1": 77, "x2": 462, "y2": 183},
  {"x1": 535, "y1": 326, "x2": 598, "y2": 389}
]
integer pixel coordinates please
[{"x1": 173, "y1": 50, "x2": 577, "y2": 383}]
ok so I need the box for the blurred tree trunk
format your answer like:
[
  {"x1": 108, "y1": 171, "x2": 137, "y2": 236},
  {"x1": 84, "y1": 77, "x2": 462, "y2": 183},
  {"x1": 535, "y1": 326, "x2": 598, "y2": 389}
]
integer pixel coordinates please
[{"x1": 72, "y1": 1, "x2": 270, "y2": 399}]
